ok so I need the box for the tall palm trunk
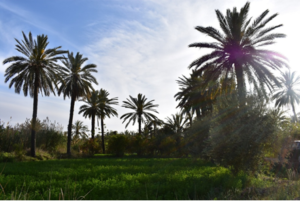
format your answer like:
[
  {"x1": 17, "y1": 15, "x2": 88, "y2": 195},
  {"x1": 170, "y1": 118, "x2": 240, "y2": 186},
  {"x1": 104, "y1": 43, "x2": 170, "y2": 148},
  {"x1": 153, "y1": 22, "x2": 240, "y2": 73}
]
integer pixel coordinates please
[
  {"x1": 234, "y1": 63, "x2": 246, "y2": 107},
  {"x1": 67, "y1": 94, "x2": 76, "y2": 157},
  {"x1": 292, "y1": 103, "x2": 298, "y2": 123},
  {"x1": 91, "y1": 113, "x2": 95, "y2": 139},
  {"x1": 31, "y1": 77, "x2": 39, "y2": 157},
  {"x1": 101, "y1": 117, "x2": 105, "y2": 154}
]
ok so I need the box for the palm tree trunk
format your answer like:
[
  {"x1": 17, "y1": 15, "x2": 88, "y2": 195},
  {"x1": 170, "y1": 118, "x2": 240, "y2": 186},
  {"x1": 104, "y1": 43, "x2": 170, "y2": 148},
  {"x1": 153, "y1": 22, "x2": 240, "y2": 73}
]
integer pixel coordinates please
[
  {"x1": 234, "y1": 63, "x2": 245, "y2": 107},
  {"x1": 67, "y1": 95, "x2": 76, "y2": 157},
  {"x1": 101, "y1": 118, "x2": 105, "y2": 154},
  {"x1": 292, "y1": 103, "x2": 298, "y2": 123},
  {"x1": 91, "y1": 114, "x2": 95, "y2": 139},
  {"x1": 30, "y1": 81, "x2": 38, "y2": 157},
  {"x1": 138, "y1": 114, "x2": 142, "y2": 136},
  {"x1": 195, "y1": 107, "x2": 201, "y2": 120}
]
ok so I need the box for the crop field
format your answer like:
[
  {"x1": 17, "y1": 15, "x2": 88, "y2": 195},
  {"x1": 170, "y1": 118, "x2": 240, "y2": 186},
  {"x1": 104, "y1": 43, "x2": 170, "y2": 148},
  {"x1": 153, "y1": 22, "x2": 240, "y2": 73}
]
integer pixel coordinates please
[{"x1": 0, "y1": 156, "x2": 248, "y2": 200}]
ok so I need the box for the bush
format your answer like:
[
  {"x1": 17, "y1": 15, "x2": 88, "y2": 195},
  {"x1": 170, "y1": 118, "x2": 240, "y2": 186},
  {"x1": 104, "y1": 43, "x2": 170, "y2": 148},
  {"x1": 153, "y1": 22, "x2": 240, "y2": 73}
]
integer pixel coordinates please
[
  {"x1": 107, "y1": 134, "x2": 129, "y2": 156},
  {"x1": 80, "y1": 138, "x2": 102, "y2": 155},
  {"x1": 204, "y1": 93, "x2": 278, "y2": 174}
]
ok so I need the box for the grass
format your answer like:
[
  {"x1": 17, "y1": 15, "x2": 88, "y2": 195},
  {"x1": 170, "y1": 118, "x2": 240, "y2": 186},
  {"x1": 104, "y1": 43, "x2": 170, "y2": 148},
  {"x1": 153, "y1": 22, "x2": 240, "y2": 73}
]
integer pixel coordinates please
[{"x1": 0, "y1": 156, "x2": 248, "y2": 200}]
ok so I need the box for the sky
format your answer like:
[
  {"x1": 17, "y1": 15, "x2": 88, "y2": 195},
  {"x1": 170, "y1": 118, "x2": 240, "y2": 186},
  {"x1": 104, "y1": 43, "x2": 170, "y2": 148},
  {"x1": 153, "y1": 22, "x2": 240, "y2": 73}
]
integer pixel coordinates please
[{"x1": 0, "y1": 0, "x2": 299, "y2": 135}]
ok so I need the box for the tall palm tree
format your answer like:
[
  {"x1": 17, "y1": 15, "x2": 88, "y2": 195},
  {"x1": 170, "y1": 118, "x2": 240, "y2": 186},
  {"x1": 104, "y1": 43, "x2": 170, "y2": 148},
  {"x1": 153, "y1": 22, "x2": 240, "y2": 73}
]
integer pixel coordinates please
[
  {"x1": 3, "y1": 31, "x2": 67, "y2": 157},
  {"x1": 97, "y1": 89, "x2": 118, "y2": 154},
  {"x1": 58, "y1": 52, "x2": 98, "y2": 156},
  {"x1": 189, "y1": 2, "x2": 287, "y2": 106},
  {"x1": 120, "y1": 94, "x2": 159, "y2": 136},
  {"x1": 78, "y1": 90, "x2": 100, "y2": 139},
  {"x1": 272, "y1": 71, "x2": 300, "y2": 122},
  {"x1": 72, "y1": 120, "x2": 89, "y2": 144}
]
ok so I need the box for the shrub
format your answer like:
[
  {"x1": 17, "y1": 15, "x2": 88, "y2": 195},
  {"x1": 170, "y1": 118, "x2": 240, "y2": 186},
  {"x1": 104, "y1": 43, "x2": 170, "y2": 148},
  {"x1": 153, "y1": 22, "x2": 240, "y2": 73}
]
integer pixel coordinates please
[
  {"x1": 80, "y1": 138, "x2": 102, "y2": 155},
  {"x1": 107, "y1": 134, "x2": 129, "y2": 156},
  {"x1": 204, "y1": 93, "x2": 278, "y2": 174}
]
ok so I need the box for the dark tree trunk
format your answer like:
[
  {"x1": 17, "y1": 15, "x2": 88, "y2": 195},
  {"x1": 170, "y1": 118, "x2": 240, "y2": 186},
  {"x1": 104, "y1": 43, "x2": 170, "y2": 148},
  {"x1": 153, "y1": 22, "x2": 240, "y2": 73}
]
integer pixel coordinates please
[
  {"x1": 30, "y1": 79, "x2": 39, "y2": 157},
  {"x1": 195, "y1": 107, "x2": 201, "y2": 120},
  {"x1": 67, "y1": 94, "x2": 76, "y2": 157},
  {"x1": 138, "y1": 114, "x2": 142, "y2": 136},
  {"x1": 91, "y1": 114, "x2": 95, "y2": 139},
  {"x1": 101, "y1": 118, "x2": 105, "y2": 154},
  {"x1": 234, "y1": 63, "x2": 245, "y2": 107}
]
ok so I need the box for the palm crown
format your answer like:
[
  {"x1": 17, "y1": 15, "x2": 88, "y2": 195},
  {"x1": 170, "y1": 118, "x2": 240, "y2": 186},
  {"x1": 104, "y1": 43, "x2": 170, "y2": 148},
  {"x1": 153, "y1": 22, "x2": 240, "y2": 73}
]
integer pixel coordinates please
[
  {"x1": 120, "y1": 93, "x2": 159, "y2": 135},
  {"x1": 272, "y1": 71, "x2": 300, "y2": 122},
  {"x1": 189, "y1": 2, "x2": 287, "y2": 105}
]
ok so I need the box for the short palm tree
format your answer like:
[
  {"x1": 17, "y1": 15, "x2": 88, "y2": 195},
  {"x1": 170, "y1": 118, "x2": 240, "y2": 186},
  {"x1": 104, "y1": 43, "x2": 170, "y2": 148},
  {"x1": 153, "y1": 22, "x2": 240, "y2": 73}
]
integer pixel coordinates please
[
  {"x1": 145, "y1": 118, "x2": 164, "y2": 138},
  {"x1": 165, "y1": 112, "x2": 189, "y2": 155},
  {"x1": 58, "y1": 52, "x2": 98, "y2": 156},
  {"x1": 3, "y1": 31, "x2": 67, "y2": 157},
  {"x1": 97, "y1": 89, "x2": 118, "y2": 154},
  {"x1": 72, "y1": 120, "x2": 89, "y2": 144},
  {"x1": 165, "y1": 112, "x2": 189, "y2": 135},
  {"x1": 272, "y1": 71, "x2": 300, "y2": 122},
  {"x1": 189, "y1": 2, "x2": 287, "y2": 106},
  {"x1": 79, "y1": 90, "x2": 100, "y2": 139},
  {"x1": 120, "y1": 94, "x2": 159, "y2": 136}
]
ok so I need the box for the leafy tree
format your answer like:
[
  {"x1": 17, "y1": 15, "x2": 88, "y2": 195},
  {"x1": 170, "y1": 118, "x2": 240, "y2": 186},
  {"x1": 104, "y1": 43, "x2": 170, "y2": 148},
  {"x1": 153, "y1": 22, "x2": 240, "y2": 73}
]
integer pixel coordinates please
[
  {"x1": 97, "y1": 89, "x2": 118, "y2": 154},
  {"x1": 58, "y1": 52, "x2": 98, "y2": 156},
  {"x1": 72, "y1": 120, "x2": 89, "y2": 144},
  {"x1": 272, "y1": 71, "x2": 300, "y2": 122},
  {"x1": 189, "y1": 2, "x2": 287, "y2": 106},
  {"x1": 120, "y1": 94, "x2": 159, "y2": 136},
  {"x1": 3, "y1": 31, "x2": 67, "y2": 157}
]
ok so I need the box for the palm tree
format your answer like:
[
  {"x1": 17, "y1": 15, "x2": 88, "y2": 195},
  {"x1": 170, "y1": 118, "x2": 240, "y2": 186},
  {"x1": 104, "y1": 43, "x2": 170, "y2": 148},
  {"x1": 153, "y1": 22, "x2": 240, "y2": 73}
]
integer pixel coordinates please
[
  {"x1": 272, "y1": 71, "x2": 300, "y2": 122},
  {"x1": 165, "y1": 112, "x2": 189, "y2": 155},
  {"x1": 165, "y1": 112, "x2": 189, "y2": 135},
  {"x1": 97, "y1": 89, "x2": 118, "y2": 154},
  {"x1": 189, "y1": 2, "x2": 287, "y2": 106},
  {"x1": 78, "y1": 90, "x2": 100, "y2": 139},
  {"x1": 120, "y1": 94, "x2": 159, "y2": 136},
  {"x1": 3, "y1": 31, "x2": 67, "y2": 157},
  {"x1": 145, "y1": 118, "x2": 164, "y2": 138},
  {"x1": 72, "y1": 120, "x2": 89, "y2": 144},
  {"x1": 58, "y1": 52, "x2": 98, "y2": 156}
]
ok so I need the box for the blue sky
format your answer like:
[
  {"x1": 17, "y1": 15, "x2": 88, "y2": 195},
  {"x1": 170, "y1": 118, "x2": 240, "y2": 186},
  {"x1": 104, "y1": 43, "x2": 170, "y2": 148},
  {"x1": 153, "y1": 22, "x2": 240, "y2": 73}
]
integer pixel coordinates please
[{"x1": 0, "y1": 0, "x2": 299, "y2": 134}]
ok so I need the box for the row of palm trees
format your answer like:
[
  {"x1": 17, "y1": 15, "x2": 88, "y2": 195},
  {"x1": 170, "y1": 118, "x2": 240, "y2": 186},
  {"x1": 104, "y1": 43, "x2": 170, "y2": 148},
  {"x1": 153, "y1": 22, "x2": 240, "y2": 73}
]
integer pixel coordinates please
[
  {"x1": 4, "y1": 2, "x2": 300, "y2": 157},
  {"x1": 3, "y1": 32, "x2": 163, "y2": 157}
]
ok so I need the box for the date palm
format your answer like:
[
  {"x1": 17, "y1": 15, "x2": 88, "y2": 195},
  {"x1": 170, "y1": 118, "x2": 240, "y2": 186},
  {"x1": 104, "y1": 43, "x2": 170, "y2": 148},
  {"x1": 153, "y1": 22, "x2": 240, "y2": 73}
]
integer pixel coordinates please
[
  {"x1": 97, "y1": 89, "x2": 118, "y2": 154},
  {"x1": 189, "y1": 2, "x2": 287, "y2": 106},
  {"x1": 120, "y1": 94, "x2": 159, "y2": 136},
  {"x1": 165, "y1": 112, "x2": 189, "y2": 155},
  {"x1": 72, "y1": 120, "x2": 89, "y2": 144},
  {"x1": 3, "y1": 31, "x2": 67, "y2": 157},
  {"x1": 58, "y1": 52, "x2": 98, "y2": 156},
  {"x1": 272, "y1": 71, "x2": 300, "y2": 122},
  {"x1": 79, "y1": 90, "x2": 100, "y2": 139}
]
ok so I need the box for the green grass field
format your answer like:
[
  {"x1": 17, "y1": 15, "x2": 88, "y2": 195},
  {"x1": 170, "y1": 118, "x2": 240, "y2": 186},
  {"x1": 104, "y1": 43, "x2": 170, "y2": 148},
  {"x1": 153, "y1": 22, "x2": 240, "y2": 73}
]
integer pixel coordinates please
[{"x1": 0, "y1": 156, "x2": 248, "y2": 200}]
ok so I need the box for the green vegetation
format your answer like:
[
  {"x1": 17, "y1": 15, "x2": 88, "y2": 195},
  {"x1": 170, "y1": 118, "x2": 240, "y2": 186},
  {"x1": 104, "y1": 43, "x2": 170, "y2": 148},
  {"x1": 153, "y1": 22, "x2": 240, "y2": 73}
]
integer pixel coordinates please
[
  {"x1": 3, "y1": 1, "x2": 300, "y2": 200},
  {"x1": 0, "y1": 157, "x2": 249, "y2": 200}
]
